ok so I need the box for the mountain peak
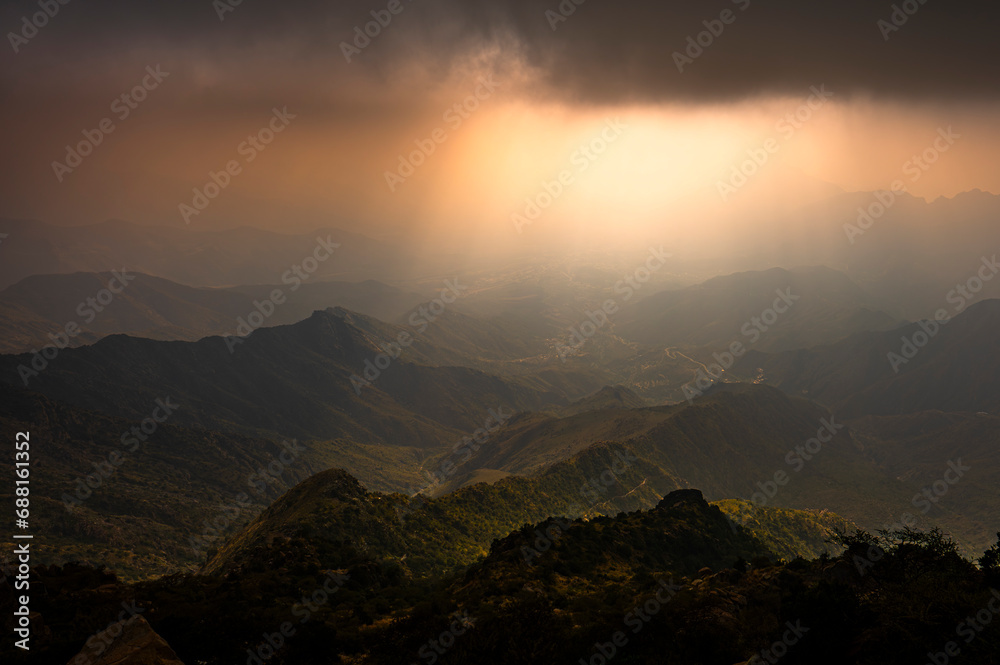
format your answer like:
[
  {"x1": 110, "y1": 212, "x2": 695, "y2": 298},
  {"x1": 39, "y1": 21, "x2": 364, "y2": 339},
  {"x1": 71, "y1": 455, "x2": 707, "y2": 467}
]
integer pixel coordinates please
[{"x1": 657, "y1": 488, "x2": 707, "y2": 510}]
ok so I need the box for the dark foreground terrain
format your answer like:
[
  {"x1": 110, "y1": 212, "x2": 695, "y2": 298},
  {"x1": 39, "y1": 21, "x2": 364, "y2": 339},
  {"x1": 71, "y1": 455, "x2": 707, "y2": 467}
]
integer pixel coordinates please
[{"x1": 2, "y1": 480, "x2": 998, "y2": 665}]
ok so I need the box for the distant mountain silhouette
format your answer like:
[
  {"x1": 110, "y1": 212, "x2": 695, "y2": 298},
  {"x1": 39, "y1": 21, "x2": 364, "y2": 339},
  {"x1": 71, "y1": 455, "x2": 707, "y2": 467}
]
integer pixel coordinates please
[
  {"x1": 0, "y1": 271, "x2": 426, "y2": 353},
  {"x1": 0, "y1": 307, "x2": 571, "y2": 444},
  {"x1": 0, "y1": 218, "x2": 416, "y2": 289},
  {"x1": 617, "y1": 265, "x2": 899, "y2": 352},
  {"x1": 738, "y1": 299, "x2": 1000, "y2": 417}
]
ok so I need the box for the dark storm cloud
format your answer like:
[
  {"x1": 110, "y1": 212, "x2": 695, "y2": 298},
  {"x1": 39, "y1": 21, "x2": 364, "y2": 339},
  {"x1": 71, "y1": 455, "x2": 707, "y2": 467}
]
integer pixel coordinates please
[
  {"x1": 476, "y1": 0, "x2": 1000, "y2": 102},
  {"x1": 2, "y1": 0, "x2": 998, "y2": 101}
]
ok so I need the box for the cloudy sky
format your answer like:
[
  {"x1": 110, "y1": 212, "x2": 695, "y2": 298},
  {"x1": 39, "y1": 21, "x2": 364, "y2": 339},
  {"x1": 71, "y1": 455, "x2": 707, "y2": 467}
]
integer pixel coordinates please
[{"x1": 1, "y1": 0, "x2": 998, "y2": 245}]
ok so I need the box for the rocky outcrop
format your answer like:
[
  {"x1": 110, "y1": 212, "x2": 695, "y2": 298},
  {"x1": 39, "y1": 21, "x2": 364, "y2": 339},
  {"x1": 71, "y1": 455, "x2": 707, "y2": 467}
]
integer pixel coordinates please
[
  {"x1": 67, "y1": 615, "x2": 184, "y2": 665},
  {"x1": 656, "y1": 488, "x2": 706, "y2": 510}
]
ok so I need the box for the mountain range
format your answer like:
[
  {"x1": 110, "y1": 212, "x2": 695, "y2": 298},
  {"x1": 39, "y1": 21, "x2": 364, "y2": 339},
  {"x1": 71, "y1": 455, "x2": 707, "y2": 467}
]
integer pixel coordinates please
[{"x1": 1, "y1": 203, "x2": 999, "y2": 663}]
